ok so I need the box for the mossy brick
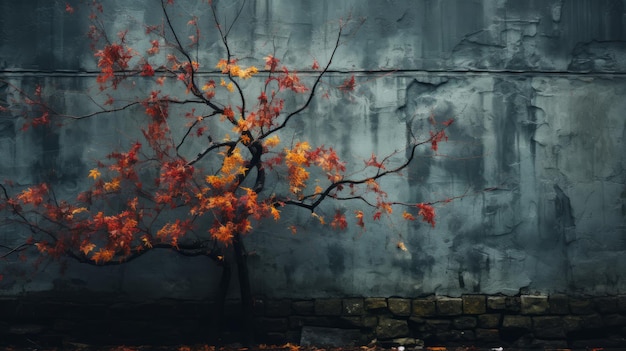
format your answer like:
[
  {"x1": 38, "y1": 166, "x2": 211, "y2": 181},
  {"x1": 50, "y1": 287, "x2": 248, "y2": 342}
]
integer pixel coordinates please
[
  {"x1": 314, "y1": 298, "x2": 342, "y2": 316},
  {"x1": 462, "y1": 295, "x2": 486, "y2": 314},
  {"x1": 376, "y1": 317, "x2": 409, "y2": 339},
  {"x1": 342, "y1": 298, "x2": 364, "y2": 315},
  {"x1": 388, "y1": 298, "x2": 411, "y2": 316},
  {"x1": 521, "y1": 295, "x2": 549, "y2": 315},
  {"x1": 487, "y1": 296, "x2": 507, "y2": 310},
  {"x1": 436, "y1": 297, "x2": 462, "y2": 316},
  {"x1": 502, "y1": 315, "x2": 532, "y2": 329},
  {"x1": 478, "y1": 313, "x2": 502, "y2": 328},
  {"x1": 569, "y1": 298, "x2": 595, "y2": 314},
  {"x1": 364, "y1": 298, "x2": 387, "y2": 311},
  {"x1": 412, "y1": 298, "x2": 436, "y2": 316},
  {"x1": 549, "y1": 294, "x2": 569, "y2": 314}
]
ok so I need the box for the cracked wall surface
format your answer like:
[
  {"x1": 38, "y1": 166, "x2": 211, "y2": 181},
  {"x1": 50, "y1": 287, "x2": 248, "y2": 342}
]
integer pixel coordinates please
[{"x1": 0, "y1": 0, "x2": 625, "y2": 299}]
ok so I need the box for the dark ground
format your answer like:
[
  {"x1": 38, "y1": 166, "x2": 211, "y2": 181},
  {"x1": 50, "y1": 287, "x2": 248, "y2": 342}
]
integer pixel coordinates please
[{"x1": 0, "y1": 344, "x2": 618, "y2": 351}]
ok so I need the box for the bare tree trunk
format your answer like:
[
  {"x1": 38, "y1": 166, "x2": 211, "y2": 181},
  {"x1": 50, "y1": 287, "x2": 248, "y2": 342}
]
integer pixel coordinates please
[
  {"x1": 211, "y1": 259, "x2": 231, "y2": 343},
  {"x1": 233, "y1": 232, "x2": 254, "y2": 344}
]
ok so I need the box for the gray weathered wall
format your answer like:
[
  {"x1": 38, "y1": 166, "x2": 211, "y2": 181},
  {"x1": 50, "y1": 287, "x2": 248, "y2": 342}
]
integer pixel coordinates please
[{"x1": 1, "y1": 0, "x2": 625, "y2": 300}]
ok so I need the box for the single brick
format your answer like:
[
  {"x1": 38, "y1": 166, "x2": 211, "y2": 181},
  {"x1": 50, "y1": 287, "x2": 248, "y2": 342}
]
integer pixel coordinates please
[
  {"x1": 314, "y1": 298, "x2": 342, "y2": 316},
  {"x1": 502, "y1": 315, "x2": 532, "y2": 329},
  {"x1": 487, "y1": 296, "x2": 507, "y2": 311},
  {"x1": 388, "y1": 298, "x2": 411, "y2": 316},
  {"x1": 521, "y1": 295, "x2": 549, "y2": 315},
  {"x1": 462, "y1": 295, "x2": 486, "y2": 314},
  {"x1": 437, "y1": 297, "x2": 462, "y2": 316},
  {"x1": 364, "y1": 298, "x2": 387, "y2": 311},
  {"x1": 478, "y1": 313, "x2": 501, "y2": 328},
  {"x1": 342, "y1": 298, "x2": 364, "y2": 316},
  {"x1": 412, "y1": 298, "x2": 436, "y2": 316},
  {"x1": 376, "y1": 317, "x2": 409, "y2": 339}
]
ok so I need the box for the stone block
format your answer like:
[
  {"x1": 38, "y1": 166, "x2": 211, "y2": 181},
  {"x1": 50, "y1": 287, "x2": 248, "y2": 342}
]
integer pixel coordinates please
[
  {"x1": 364, "y1": 298, "x2": 387, "y2": 311},
  {"x1": 548, "y1": 294, "x2": 569, "y2": 314},
  {"x1": 521, "y1": 295, "x2": 549, "y2": 315},
  {"x1": 342, "y1": 298, "x2": 364, "y2": 316},
  {"x1": 569, "y1": 298, "x2": 595, "y2": 314},
  {"x1": 436, "y1": 297, "x2": 462, "y2": 316},
  {"x1": 375, "y1": 317, "x2": 409, "y2": 339},
  {"x1": 489, "y1": 296, "x2": 521, "y2": 312},
  {"x1": 478, "y1": 313, "x2": 501, "y2": 328},
  {"x1": 411, "y1": 298, "x2": 436, "y2": 316},
  {"x1": 315, "y1": 299, "x2": 342, "y2": 316},
  {"x1": 425, "y1": 319, "x2": 451, "y2": 332},
  {"x1": 388, "y1": 298, "x2": 411, "y2": 316},
  {"x1": 462, "y1": 295, "x2": 486, "y2": 314},
  {"x1": 502, "y1": 315, "x2": 532, "y2": 330},
  {"x1": 452, "y1": 316, "x2": 477, "y2": 329},
  {"x1": 532, "y1": 316, "x2": 565, "y2": 339},
  {"x1": 292, "y1": 300, "x2": 315, "y2": 315},
  {"x1": 362, "y1": 315, "x2": 379, "y2": 328},
  {"x1": 487, "y1": 296, "x2": 507, "y2": 310}
]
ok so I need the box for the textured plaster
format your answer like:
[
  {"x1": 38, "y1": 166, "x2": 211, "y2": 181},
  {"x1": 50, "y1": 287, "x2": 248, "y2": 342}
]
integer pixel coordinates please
[{"x1": 0, "y1": 0, "x2": 625, "y2": 299}]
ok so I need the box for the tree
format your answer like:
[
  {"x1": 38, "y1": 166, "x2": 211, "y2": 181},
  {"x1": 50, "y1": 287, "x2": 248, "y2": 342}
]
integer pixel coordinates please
[{"x1": 0, "y1": 0, "x2": 452, "y2": 342}]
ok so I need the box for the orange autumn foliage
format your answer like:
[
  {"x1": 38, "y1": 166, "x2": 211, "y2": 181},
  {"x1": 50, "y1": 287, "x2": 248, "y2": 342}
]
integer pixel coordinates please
[{"x1": 0, "y1": 1, "x2": 453, "y2": 269}]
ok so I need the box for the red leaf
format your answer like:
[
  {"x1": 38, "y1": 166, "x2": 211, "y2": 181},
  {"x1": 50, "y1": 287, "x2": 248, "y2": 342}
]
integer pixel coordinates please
[
  {"x1": 417, "y1": 203, "x2": 436, "y2": 227},
  {"x1": 339, "y1": 75, "x2": 356, "y2": 92},
  {"x1": 140, "y1": 63, "x2": 155, "y2": 77},
  {"x1": 65, "y1": 3, "x2": 74, "y2": 14}
]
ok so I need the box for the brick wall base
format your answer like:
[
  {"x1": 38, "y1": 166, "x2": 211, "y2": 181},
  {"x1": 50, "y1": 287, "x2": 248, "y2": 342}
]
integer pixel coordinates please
[{"x1": 2, "y1": 293, "x2": 626, "y2": 348}]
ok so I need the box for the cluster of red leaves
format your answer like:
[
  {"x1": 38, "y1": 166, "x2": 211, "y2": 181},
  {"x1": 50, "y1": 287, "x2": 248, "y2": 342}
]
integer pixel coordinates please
[{"x1": 95, "y1": 42, "x2": 134, "y2": 89}]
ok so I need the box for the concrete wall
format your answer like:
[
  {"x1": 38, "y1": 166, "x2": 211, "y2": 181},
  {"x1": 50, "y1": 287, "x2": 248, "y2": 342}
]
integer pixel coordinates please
[{"x1": 1, "y1": 0, "x2": 625, "y2": 300}]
